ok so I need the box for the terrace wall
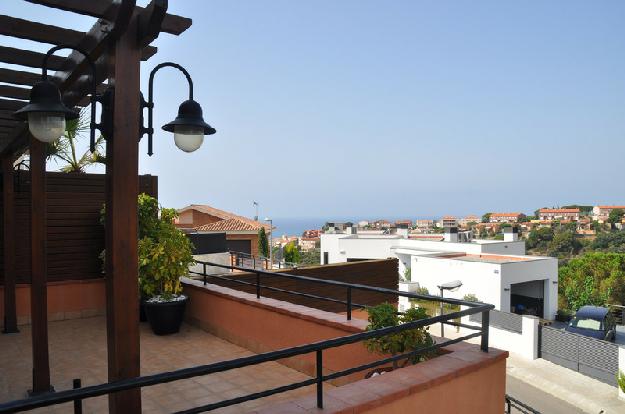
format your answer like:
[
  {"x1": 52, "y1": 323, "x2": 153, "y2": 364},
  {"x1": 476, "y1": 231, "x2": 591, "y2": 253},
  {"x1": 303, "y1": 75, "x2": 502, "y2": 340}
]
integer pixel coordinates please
[
  {"x1": 0, "y1": 278, "x2": 105, "y2": 325},
  {"x1": 205, "y1": 259, "x2": 398, "y2": 313},
  {"x1": 0, "y1": 172, "x2": 157, "y2": 284}
]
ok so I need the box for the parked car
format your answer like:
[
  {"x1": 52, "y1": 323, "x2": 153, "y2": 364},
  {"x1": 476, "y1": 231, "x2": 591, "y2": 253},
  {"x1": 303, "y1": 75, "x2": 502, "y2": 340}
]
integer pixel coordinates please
[{"x1": 565, "y1": 306, "x2": 616, "y2": 341}]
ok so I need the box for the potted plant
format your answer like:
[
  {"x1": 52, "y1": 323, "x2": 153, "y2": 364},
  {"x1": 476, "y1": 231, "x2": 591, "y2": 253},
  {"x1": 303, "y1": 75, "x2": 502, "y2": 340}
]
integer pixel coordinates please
[
  {"x1": 138, "y1": 194, "x2": 194, "y2": 335},
  {"x1": 363, "y1": 302, "x2": 435, "y2": 376}
]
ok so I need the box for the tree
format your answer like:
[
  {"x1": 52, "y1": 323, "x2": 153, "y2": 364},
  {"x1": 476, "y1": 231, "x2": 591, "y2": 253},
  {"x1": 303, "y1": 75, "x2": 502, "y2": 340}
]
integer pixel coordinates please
[
  {"x1": 591, "y1": 231, "x2": 625, "y2": 253},
  {"x1": 283, "y1": 241, "x2": 300, "y2": 263},
  {"x1": 258, "y1": 227, "x2": 269, "y2": 258},
  {"x1": 608, "y1": 208, "x2": 625, "y2": 224},
  {"x1": 526, "y1": 227, "x2": 554, "y2": 251},
  {"x1": 299, "y1": 249, "x2": 321, "y2": 265},
  {"x1": 559, "y1": 252, "x2": 625, "y2": 311},
  {"x1": 481, "y1": 213, "x2": 491, "y2": 223},
  {"x1": 47, "y1": 108, "x2": 106, "y2": 172},
  {"x1": 547, "y1": 231, "x2": 582, "y2": 258}
]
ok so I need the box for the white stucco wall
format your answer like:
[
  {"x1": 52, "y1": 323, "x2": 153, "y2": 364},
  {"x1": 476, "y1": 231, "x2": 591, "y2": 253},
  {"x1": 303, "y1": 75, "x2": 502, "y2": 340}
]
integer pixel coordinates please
[{"x1": 500, "y1": 258, "x2": 558, "y2": 320}]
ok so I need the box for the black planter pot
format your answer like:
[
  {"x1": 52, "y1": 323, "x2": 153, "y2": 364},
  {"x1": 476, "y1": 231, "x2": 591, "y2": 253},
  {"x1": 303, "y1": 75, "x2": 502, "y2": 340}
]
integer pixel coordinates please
[
  {"x1": 144, "y1": 296, "x2": 188, "y2": 335},
  {"x1": 139, "y1": 301, "x2": 148, "y2": 322}
]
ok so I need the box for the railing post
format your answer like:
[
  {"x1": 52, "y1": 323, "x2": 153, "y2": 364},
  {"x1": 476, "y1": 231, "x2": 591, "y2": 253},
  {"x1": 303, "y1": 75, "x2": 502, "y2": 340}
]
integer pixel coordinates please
[
  {"x1": 256, "y1": 272, "x2": 260, "y2": 299},
  {"x1": 253, "y1": 257, "x2": 256, "y2": 269},
  {"x1": 346, "y1": 287, "x2": 352, "y2": 321},
  {"x1": 72, "y1": 378, "x2": 82, "y2": 414},
  {"x1": 480, "y1": 310, "x2": 490, "y2": 352},
  {"x1": 316, "y1": 350, "x2": 323, "y2": 409}
]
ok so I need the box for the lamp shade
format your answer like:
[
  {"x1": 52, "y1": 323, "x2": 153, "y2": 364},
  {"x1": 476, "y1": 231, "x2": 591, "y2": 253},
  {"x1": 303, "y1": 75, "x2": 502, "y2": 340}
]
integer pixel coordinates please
[
  {"x1": 162, "y1": 99, "x2": 216, "y2": 135},
  {"x1": 14, "y1": 80, "x2": 79, "y2": 143}
]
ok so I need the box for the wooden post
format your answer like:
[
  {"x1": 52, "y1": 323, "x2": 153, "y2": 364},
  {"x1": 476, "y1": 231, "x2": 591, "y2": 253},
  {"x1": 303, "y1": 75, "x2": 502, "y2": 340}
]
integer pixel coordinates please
[
  {"x1": 29, "y1": 137, "x2": 51, "y2": 393},
  {"x1": 104, "y1": 18, "x2": 142, "y2": 414},
  {"x1": 2, "y1": 155, "x2": 18, "y2": 333}
]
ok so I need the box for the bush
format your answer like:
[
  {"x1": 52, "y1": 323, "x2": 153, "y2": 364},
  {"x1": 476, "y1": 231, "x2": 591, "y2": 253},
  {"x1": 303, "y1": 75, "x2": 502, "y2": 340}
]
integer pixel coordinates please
[
  {"x1": 416, "y1": 286, "x2": 429, "y2": 295},
  {"x1": 463, "y1": 293, "x2": 479, "y2": 302},
  {"x1": 618, "y1": 370, "x2": 625, "y2": 393},
  {"x1": 364, "y1": 303, "x2": 435, "y2": 368},
  {"x1": 137, "y1": 194, "x2": 194, "y2": 301}
]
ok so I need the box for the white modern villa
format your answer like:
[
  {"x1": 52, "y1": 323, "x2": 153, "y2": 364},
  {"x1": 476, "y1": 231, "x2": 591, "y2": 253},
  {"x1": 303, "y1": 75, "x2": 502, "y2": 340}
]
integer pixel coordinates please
[{"x1": 321, "y1": 225, "x2": 558, "y2": 320}]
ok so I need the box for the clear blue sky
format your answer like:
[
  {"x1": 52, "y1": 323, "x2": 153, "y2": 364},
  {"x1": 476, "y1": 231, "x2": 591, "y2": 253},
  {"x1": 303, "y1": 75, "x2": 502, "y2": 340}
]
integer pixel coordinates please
[{"x1": 3, "y1": 1, "x2": 625, "y2": 219}]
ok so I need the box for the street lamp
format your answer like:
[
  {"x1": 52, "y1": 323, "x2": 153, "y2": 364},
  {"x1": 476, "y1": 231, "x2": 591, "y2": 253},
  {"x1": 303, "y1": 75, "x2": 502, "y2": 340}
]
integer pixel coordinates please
[
  {"x1": 437, "y1": 280, "x2": 463, "y2": 337},
  {"x1": 15, "y1": 48, "x2": 216, "y2": 156},
  {"x1": 265, "y1": 217, "x2": 273, "y2": 268}
]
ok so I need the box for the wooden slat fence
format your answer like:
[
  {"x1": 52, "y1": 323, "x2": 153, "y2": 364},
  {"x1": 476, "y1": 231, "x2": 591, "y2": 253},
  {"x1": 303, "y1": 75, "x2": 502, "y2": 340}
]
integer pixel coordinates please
[{"x1": 0, "y1": 171, "x2": 157, "y2": 284}]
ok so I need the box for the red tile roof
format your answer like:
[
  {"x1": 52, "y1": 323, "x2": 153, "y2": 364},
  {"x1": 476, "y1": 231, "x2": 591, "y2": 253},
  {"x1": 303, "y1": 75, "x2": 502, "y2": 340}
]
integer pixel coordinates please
[
  {"x1": 597, "y1": 205, "x2": 625, "y2": 210},
  {"x1": 179, "y1": 204, "x2": 270, "y2": 232},
  {"x1": 490, "y1": 212, "x2": 524, "y2": 217}
]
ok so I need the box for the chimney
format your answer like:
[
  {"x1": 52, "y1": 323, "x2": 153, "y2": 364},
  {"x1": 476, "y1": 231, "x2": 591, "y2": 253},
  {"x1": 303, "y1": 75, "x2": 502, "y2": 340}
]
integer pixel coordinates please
[
  {"x1": 396, "y1": 223, "x2": 409, "y2": 238},
  {"x1": 504, "y1": 226, "x2": 519, "y2": 242},
  {"x1": 444, "y1": 226, "x2": 458, "y2": 243},
  {"x1": 345, "y1": 222, "x2": 357, "y2": 235}
]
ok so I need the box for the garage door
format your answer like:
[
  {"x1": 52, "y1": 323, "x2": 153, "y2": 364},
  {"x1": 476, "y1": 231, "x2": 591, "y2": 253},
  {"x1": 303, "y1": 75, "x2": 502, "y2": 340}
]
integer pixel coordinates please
[{"x1": 227, "y1": 239, "x2": 251, "y2": 254}]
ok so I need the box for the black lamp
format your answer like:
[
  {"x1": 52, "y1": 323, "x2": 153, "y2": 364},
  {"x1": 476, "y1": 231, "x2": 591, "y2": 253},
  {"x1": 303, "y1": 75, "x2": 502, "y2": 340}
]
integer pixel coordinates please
[
  {"x1": 13, "y1": 45, "x2": 97, "y2": 149},
  {"x1": 143, "y1": 62, "x2": 216, "y2": 155}
]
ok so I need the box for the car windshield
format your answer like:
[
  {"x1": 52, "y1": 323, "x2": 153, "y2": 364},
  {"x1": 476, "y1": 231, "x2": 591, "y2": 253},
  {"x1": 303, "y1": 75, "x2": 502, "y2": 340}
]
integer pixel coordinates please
[{"x1": 570, "y1": 317, "x2": 602, "y2": 331}]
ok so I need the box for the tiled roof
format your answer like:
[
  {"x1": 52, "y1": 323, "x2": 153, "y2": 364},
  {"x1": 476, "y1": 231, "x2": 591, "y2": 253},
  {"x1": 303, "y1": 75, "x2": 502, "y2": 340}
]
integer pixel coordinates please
[
  {"x1": 179, "y1": 204, "x2": 270, "y2": 232},
  {"x1": 195, "y1": 218, "x2": 264, "y2": 232},
  {"x1": 597, "y1": 205, "x2": 625, "y2": 210},
  {"x1": 490, "y1": 212, "x2": 523, "y2": 217}
]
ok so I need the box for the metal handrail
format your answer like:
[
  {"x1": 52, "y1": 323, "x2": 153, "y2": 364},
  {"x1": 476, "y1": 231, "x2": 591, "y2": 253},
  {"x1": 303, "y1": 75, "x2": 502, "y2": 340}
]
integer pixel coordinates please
[
  {"x1": 0, "y1": 261, "x2": 493, "y2": 414},
  {"x1": 505, "y1": 394, "x2": 541, "y2": 413}
]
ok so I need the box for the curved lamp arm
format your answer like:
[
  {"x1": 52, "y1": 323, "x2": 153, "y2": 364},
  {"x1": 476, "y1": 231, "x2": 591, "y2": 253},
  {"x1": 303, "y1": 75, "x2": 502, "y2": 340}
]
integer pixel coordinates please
[
  {"x1": 42, "y1": 45, "x2": 99, "y2": 153},
  {"x1": 145, "y1": 62, "x2": 194, "y2": 156}
]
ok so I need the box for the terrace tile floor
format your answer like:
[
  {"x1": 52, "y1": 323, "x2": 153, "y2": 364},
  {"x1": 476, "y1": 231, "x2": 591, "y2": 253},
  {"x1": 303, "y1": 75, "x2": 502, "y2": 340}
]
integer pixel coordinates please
[{"x1": 0, "y1": 317, "x2": 325, "y2": 413}]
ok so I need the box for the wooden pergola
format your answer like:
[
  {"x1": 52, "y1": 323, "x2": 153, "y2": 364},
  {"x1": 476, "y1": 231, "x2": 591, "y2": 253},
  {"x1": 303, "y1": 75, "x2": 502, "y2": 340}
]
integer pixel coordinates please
[{"x1": 0, "y1": 1, "x2": 191, "y2": 412}]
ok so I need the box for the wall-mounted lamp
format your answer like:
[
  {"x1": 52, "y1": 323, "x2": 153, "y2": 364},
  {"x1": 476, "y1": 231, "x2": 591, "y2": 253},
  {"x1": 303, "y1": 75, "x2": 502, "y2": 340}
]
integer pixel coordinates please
[
  {"x1": 14, "y1": 49, "x2": 216, "y2": 156},
  {"x1": 141, "y1": 62, "x2": 216, "y2": 155}
]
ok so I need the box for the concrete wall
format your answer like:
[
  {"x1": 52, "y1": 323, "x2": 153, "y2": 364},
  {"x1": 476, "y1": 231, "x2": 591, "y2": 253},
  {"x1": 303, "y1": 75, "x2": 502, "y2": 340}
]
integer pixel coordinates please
[
  {"x1": 0, "y1": 279, "x2": 105, "y2": 327},
  {"x1": 501, "y1": 258, "x2": 558, "y2": 319}
]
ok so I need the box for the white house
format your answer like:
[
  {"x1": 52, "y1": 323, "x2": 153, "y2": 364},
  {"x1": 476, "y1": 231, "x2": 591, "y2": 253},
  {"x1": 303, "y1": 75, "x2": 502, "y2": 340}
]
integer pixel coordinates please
[{"x1": 320, "y1": 226, "x2": 558, "y2": 320}]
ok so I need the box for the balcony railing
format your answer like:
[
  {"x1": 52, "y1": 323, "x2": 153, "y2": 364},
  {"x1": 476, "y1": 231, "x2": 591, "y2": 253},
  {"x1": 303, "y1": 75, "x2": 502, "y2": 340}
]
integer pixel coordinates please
[{"x1": 0, "y1": 260, "x2": 494, "y2": 414}]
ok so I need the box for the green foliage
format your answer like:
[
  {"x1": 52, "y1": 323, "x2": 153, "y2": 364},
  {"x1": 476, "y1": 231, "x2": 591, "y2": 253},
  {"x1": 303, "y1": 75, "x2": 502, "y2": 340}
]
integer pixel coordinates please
[
  {"x1": 481, "y1": 213, "x2": 491, "y2": 223},
  {"x1": 364, "y1": 303, "x2": 435, "y2": 367},
  {"x1": 137, "y1": 194, "x2": 194, "y2": 300},
  {"x1": 463, "y1": 293, "x2": 479, "y2": 302},
  {"x1": 526, "y1": 227, "x2": 554, "y2": 251},
  {"x1": 591, "y1": 231, "x2": 625, "y2": 253},
  {"x1": 283, "y1": 241, "x2": 300, "y2": 263},
  {"x1": 402, "y1": 267, "x2": 411, "y2": 282},
  {"x1": 46, "y1": 108, "x2": 106, "y2": 173},
  {"x1": 562, "y1": 205, "x2": 593, "y2": 215},
  {"x1": 618, "y1": 370, "x2": 625, "y2": 393},
  {"x1": 416, "y1": 286, "x2": 429, "y2": 295},
  {"x1": 608, "y1": 208, "x2": 625, "y2": 224},
  {"x1": 258, "y1": 227, "x2": 269, "y2": 258},
  {"x1": 547, "y1": 231, "x2": 582, "y2": 258},
  {"x1": 299, "y1": 248, "x2": 321, "y2": 265},
  {"x1": 558, "y1": 252, "x2": 625, "y2": 311}
]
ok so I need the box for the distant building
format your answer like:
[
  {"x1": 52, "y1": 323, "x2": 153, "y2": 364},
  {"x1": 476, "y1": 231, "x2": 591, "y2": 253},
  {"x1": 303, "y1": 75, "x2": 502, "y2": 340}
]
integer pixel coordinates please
[
  {"x1": 302, "y1": 229, "x2": 321, "y2": 238},
  {"x1": 395, "y1": 219, "x2": 413, "y2": 228},
  {"x1": 442, "y1": 216, "x2": 457, "y2": 227},
  {"x1": 320, "y1": 226, "x2": 557, "y2": 319},
  {"x1": 592, "y1": 205, "x2": 625, "y2": 223},
  {"x1": 538, "y1": 208, "x2": 580, "y2": 221},
  {"x1": 414, "y1": 219, "x2": 434, "y2": 231},
  {"x1": 489, "y1": 212, "x2": 526, "y2": 223},
  {"x1": 458, "y1": 215, "x2": 480, "y2": 227},
  {"x1": 298, "y1": 237, "x2": 319, "y2": 251},
  {"x1": 372, "y1": 219, "x2": 392, "y2": 229},
  {"x1": 176, "y1": 204, "x2": 270, "y2": 256}
]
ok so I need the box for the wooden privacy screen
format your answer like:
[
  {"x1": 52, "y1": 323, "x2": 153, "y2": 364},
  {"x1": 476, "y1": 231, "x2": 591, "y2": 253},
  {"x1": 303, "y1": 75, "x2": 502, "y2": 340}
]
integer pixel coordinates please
[
  {"x1": 0, "y1": 172, "x2": 157, "y2": 284},
  {"x1": 209, "y1": 259, "x2": 399, "y2": 313}
]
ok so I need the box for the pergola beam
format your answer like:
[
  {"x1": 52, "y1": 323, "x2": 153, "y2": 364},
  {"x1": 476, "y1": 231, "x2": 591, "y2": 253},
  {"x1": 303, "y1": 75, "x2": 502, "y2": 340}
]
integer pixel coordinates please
[
  {"x1": 0, "y1": 46, "x2": 67, "y2": 71},
  {"x1": 2, "y1": 156, "x2": 18, "y2": 334},
  {"x1": 0, "y1": 85, "x2": 31, "y2": 101},
  {"x1": 26, "y1": 0, "x2": 192, "y2": 35},
  {"x1": 0, "y1": 99, "x2": 27, "y2": 112},
  {"x1": 0, "y1": 15, "x2": 84, "y2": 46},
  {"x1": 0, "y1": 68, "x2": 43, "y2": 87}
]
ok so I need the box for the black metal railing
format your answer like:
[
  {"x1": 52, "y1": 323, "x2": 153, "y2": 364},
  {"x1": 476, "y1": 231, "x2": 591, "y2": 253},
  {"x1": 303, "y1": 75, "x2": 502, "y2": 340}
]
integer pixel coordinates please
[
  {"x1": 0, "y1": 261, "x2": 493, "y2": 414},
  {"x1": 505, "y1": 394, "x2": 541, "y2": 413}
]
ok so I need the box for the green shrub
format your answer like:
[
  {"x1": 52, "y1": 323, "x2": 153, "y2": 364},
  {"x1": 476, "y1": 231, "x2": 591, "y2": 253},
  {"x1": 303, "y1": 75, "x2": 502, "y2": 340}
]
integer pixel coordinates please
[
  {"x1": 364, "y1": 302, "x2": 435, "y2": 368},
  {"x1": 416, "y1": 286, "x2": 429, "y2": 295},
  {"x1": 137, "y1": 194, "x2": 194, "y2": 301},
  {"x1": 618, "y1": 370, "x2": 625, "y2": 393},
  {"x1": 463, "y1": 293, "x2": 479, "y2": 302}
]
